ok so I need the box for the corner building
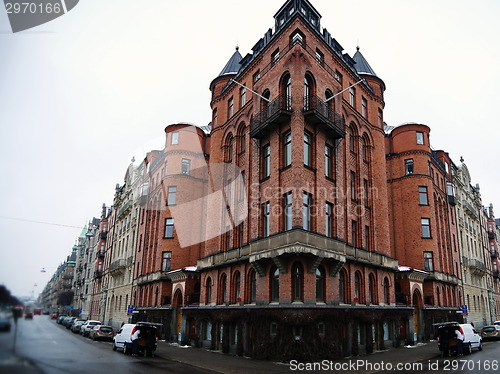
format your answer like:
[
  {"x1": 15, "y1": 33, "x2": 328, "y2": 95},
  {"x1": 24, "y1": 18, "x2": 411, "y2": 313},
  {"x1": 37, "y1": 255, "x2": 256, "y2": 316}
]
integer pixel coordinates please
[{"x1": 184, "y1": 0, "x2": 412, "y2": 360}]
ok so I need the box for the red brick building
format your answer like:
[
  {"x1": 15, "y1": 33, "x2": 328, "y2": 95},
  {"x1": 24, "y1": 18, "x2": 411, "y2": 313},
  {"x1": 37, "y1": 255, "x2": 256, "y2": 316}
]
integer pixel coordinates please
[
  {"x1": 385, "y1": 123, "x2": 462, "y2": 340},
  {"x1": 183, "y1": 0, "x2": 412, "y2": 360},
  {"x1": 133, "y1": 123, "x2": 210, "y2": 339}
]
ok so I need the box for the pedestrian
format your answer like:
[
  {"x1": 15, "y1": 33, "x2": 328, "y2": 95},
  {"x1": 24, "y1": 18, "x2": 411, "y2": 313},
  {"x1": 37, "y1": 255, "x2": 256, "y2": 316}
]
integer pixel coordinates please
[
  {"x1": 455, "y1": 327, "x2": 464, "y2": 356},
  {"x1": 131, "y1": 328, "x2": 140, "y2": 356}
]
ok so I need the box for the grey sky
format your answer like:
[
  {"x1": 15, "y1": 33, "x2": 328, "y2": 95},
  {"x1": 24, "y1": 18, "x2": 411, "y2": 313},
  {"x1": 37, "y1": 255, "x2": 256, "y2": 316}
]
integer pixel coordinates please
[{"x1": 0, "y1": 0, "x2": 498, "y2": 299}]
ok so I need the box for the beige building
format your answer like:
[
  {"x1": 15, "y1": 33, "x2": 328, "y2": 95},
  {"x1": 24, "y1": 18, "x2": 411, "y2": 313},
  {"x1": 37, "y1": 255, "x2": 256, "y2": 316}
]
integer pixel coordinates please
[
  {"x1": 454, "y1": 161, "x2": 493, "y2": 328},
  {"x1": 104, "y1": 161, "x2": 143, "y2": 329}
]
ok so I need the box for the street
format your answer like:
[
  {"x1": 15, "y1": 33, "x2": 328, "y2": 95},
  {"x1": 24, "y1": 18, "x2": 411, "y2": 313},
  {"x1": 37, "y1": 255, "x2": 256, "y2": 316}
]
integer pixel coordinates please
[{"x1": 0, "y1": 315, "x2": 213, "y2": 374}]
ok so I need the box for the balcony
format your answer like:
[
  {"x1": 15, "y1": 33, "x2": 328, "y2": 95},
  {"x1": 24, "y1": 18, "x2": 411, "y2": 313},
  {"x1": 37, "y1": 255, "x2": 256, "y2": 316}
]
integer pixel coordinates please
[
  {"x1": 447, "y1": 195, "x2": 456, "y2": 206},
  {"x1": 94, "y1": 270, "x2": 103, "y2": 278},
  {"x1": 491, "y1": 251, "x2": 499, "y2": 259},
  {"x1": 494, "y1": 270, "x2": 500, "y2": 280},
  {"x1": 118, "y1": 200, "x2": 132, "y2": 219},
  {"x1": 488, "y1": 231, "x2": 496, "y2": 240},
  {"x1": 96, "y1": 250, "x2": 105, "y2": 258},
  {"x1": 469, "y1": 259, "x2": 486, "y2": 275},
  {"x1": 100, "y1": 231, "x2": 108, "y2": 239},
  {"x1": 62, "y1": 275, "x2": 73, "y2": 280},
  {"x1": 250, "y1": 94, "x2": 292, "y2": 139},
  {"x1": 109, "y1": 258, "x2": 128, "y2": 274},
  {"x1": 303, "y1": 95, "x2": 345, "y2": 139}
]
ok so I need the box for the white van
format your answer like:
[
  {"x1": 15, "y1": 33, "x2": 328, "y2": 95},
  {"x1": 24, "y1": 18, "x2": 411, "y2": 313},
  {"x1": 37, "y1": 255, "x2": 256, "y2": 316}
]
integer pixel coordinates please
[
  {"x1": 112, "y1": 323, "x2": 135, "y2": 351},
  {"x1": 459, "y1": 323, "x2": 482, "y2": 354}
]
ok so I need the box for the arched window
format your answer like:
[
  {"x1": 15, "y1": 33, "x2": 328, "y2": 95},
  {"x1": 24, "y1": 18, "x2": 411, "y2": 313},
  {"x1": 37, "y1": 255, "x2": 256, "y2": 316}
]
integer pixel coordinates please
[
  {"x1": 261, "y1": 89, "x2": 271, "y2": 111},
  {"x1": 270, "y1": 266, "x2": 280, "y2": 302},
  {"x1": 361, "y1": 135, "x2": 371, "y2": 162},
  {"x1": 219, "y1": 274, "x2": 227, "y2": 304},
  {"x1": 238, "y1": 124, "x2": 246, "y2": 153},
  {"x1": 383, "y1": 277, "x2": 390, "y2": 304},
  {"x1": 226, "y1": 136, "x2": 234, "y2": 163},
  {"x1": 248, "y1": 269, "x2": 257, "y2": 303},
  {"x1": 292, "y1": 262, "x2": 304, "y2": 301},
  {"x1": 354, "y1": 271, "x2": 364, "y2": 303},
  {"x1": 232, "y1": 271, "x2": 241, "y2": 302},
  {"x1": 339, "y1": 269, "x2": 348, "y2": 303},
  {"x1": 303, "y1": 73, "x2": 315, "y2": 110},
  {"x1": 368, "y1": 274, "x2": 377, "y2": 304},
  {"x1": 316, "y1": 266, "x2": 325, "y2": 302},
  {"x1": 206, "y1": 277, "x2": 212, "y2": 304},
  {"x1": 349, "y1": 125, "x2": 356, "y2": 153},
  {"x1": 325, "y1": 89, "x2": 335, "y2": 113},
  {"x1": 281, "y1": 74, "x2": 292, "y2": 110}
]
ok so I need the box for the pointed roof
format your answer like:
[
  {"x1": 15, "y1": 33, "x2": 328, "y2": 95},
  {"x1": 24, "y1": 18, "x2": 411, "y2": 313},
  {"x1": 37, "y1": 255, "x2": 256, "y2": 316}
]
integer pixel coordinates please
[
  {"x1": 353, "y1": 47, "x2": 378, "y2": 77},
  {"x1": 218, "y1": 47, "x2": 243, "y2": 77}
]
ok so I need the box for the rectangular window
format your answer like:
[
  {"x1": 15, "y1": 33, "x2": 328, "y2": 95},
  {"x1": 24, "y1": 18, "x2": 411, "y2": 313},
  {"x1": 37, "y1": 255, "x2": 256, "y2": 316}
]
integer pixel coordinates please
[
  {"x1": 326, "y1": 202, "x2": 333, "y2": 237},
  {"x1": 262, "y1": 144, "x2": 271, "y2": 178},
  {"x1": 262, "y1": 202, "x2": 270, "y2": 237},
  {"x1": 365, "y1": 226, "x2": 370, "y2": 251},
  {"x1": 171, "y1": 131, "x2": 179, "y2": 145},
  {"x1": 378, "y1": 109, "x2": 383, "y2": 128},
  {"x1": 239, "y1": 171, "x2": 245, "y2": 201},
  {"x1": 349, "y1": 87, "x2": 355, "y2": 107},
  {"x1": 351, "y1": 220, "x2": 357, "y2": 247},
  {"x1": 165, "y1": 218, "x2": 174, "y2": 238},
  {"x1": 240, "y1": 87, "x2": 246, "y2": 108},
  {"x1": 315, "y1": 48, "x2": 324, "y2": 65},
  {"x1": 284, "y1": 132, "x2": 292, "y2": 167},
  {"x1": 303, "y1": 192, "x2": 312, "y2": 231},
  {"x1": 421, "y1": 218, "x2": 431, "y2": 238},
  {"x1": 167, "y1": 186, "x2": 177, "y2": 205},
  {"x1": 350, "y1": 171, "x2": 356, "y2": 200},
  {"x1": 162, "y1": 252, "x2": 172, "y2": 272},
  {"x1": 419, "y1": 186, "x2": 428, "y2": 205},
  {"x1": 335, "y1": 70, "x2": 342, "y2": 84},
  {"x1": 284, "y1": 192, "x2": 293, "y2": 231},
  {"x1": 225, "y1": 226, "x2": 231, "y2": 251},
  {"x1": 253, "y1": 70, "x2": 261, "y2": 84},
  {"x1": 213, "y1": 109, "x2": 218, "y2": 128},
  {"x1": 363, "y1": 179, "x2": 369, "y2": 205},
  {"x1": 304, "y1": 132, "x2": 312, "y2": 167},
  {"x1": 416, "y1": 131, "x2": 424, "y2": 145},
  {"x1": 424, "y1": 252, "x2": 434, "y2": 271},
  {"x1": 182, "y1": 159, "x2": 191, "y2": 175},
  {"x1": 446, "y1": 182, "x2": 454, "y2": 196},
  {"x1": 272, "y1": 49, "x2": 280, "y2": 65},
  {"x1": 325, "y1": 144, "x2": 333, "y2": 178},
  {"x1": 238, "y1": 223, "x2": 244, "y2": 247},
  {"x1": 228, "y1": 97, "x2": 234, "y2": 118},
  {"x1": 362, "y1": 97, "x2": 367, "y2": 118},
  {"x1": 405, "y1": 159, "x2": 414, "y2": 175}
]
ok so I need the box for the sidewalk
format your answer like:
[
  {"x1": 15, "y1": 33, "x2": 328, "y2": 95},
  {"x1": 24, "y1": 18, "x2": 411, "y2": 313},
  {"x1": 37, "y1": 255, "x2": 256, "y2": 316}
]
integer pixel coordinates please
[{"x1": 154, "y1": 340, "x2": 441, "y2": 374}]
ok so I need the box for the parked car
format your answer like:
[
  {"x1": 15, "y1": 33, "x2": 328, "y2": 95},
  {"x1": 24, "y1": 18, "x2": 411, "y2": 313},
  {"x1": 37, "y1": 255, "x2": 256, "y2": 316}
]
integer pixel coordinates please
[
  {"x1": 89, "y1": 325, "x2": 114, "y2": 341},
  {"x1": 57, "y1": 315, "x2": 67, "y2": 324},
  {"x1": 51, "y1": 313, "x2": 58, "y2": 320},
  {"x1": 123, "y1": 322, "x2": 162, "y2": 357},
  {"x1": 34, "y1": 308, "x2": 42, "y2": 315},
  {"x1": 66, "y1": 317, "x2": 79, "y2": 329},
  {"x1": 71, "y1": 320, "x2": 87, "y2": 333},
  {"x1": 481, "y1": 325, "x2": 500, "y2": 341},
  {"x1": 113, "y1": 324, "x2": 135, "y2": 351},
  {"x1": 494, "y1": 321, "x2": 500, "y2": 326},
  {"x1": 24, "y1": 312, "x2": 33, "y2": 319},
  {"x1": 81, "y1": 320, "x2": 102, "y2": 337},
  {"x1": 434, "y1": 322, "x2": 482, "y2": 356},
  {"x1": 61, "y1": 316, "x2": 72, "y2": 326},
  {"x1": 0, "y1": 313, "x2": 12, "y2": 332}
]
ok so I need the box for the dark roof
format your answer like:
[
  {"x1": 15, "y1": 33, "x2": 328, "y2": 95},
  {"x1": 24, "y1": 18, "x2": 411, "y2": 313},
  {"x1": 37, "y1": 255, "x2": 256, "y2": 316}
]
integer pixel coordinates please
[
  {"x1": 218, "y1": 47, "x2": 243, "y2": 77},
  {"x1": 353, "y1": 47, "x2": 378, "y2": 77}
]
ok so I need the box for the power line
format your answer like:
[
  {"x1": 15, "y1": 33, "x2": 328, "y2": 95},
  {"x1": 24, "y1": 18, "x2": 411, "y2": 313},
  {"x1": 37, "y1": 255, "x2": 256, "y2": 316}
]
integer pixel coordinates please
[{"x1": 0, "y1": 216, "x2": 83, "y2": 229}]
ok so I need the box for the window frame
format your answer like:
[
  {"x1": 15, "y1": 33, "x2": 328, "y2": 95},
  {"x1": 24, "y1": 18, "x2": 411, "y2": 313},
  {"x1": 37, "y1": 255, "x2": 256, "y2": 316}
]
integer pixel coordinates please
[{"x1": 165, "y1": 218, "x2": 174, "y2": 238}]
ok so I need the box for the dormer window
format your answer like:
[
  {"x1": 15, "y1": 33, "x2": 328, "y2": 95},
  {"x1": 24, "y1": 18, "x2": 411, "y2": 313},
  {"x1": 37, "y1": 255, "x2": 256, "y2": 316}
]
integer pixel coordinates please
[
  {"x1": 300, "y1": 7, "x2": 306, "y2": 15},
  {"x1": 291, "y1": 30, "x2": 305, "y2": 46},
  {"x1": 279, "y1": 18, "x2": 285, "y2": 26},
  {"x1": 289, "y1": 7, "x2": 295, "y2": 15}
]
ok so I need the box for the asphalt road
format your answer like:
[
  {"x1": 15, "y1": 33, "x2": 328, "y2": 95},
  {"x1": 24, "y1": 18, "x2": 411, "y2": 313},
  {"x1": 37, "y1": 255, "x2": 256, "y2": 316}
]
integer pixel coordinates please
[
  {"x1": 378, "y1": 340, "x2": 500, "y2": 374},
  {"x1": 0, "y1": 315, "x2": 214, "y2": 374}
]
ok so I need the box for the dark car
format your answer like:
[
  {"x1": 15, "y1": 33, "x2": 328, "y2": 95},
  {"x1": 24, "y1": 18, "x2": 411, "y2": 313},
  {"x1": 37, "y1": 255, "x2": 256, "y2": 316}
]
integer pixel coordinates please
[
  {"x1": 24, "y1": 312, "x2": 34, "y2": 319},
  {"x1": 0, "y1": 313, "x2": 12, "y2": 332},
  {"x1": 123, "y1": 322, "x2": 162, "y2": 357}
]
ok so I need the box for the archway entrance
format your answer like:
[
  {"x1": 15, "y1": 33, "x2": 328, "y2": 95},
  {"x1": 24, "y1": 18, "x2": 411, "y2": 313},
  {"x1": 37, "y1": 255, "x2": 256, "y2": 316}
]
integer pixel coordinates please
[
  {"x1": 412, "y1": 289, "x2": 423, "y2": 340},
  {"x1": 173, "y1": 289, "x2": 183, "y2": 339}
]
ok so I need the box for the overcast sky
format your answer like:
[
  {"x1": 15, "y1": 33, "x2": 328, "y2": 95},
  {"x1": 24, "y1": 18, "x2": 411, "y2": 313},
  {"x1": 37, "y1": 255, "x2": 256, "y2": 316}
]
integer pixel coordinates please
[{"x1": 0, "y1": 0, "x2": 499, "y2": 299}]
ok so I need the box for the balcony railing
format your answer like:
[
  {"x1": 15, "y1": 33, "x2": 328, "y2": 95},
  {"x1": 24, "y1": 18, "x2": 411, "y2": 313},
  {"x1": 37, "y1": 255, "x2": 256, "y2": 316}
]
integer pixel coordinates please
[
  {"x1": 109, "y1": 258, "x2": 128, "y2": 273},
  {"x1": 94, "y1": 270, "x2": 103, "y2": 278},
  {"x1": 488, "y1": 231, "x2": 496, "y2": 240},
  {"x1": 494, "y1": 270, "x2": 500, "y2": 279},
  {"x1": 491, "y1": 251, "x2": 499, "y2": 259},
  {"x1": 303, "y1": 95, "x2": 345, "y2": 139},
  {"x1": 96, "y1": 250, "x2": 105, "y2": 258},
  {"x1": 250, "y1": 94, "x2": 292, "y2": 138},
  {"x1": 469, "y1": 259, "x2": 486, "y2": 274}
]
